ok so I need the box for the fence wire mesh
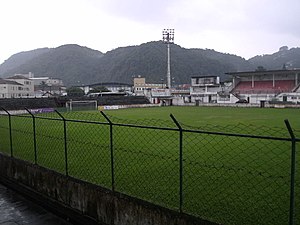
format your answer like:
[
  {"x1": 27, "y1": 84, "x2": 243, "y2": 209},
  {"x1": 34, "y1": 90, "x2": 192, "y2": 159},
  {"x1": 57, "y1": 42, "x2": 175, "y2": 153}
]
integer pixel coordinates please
[
  {"x1": 35, "y1": 117, "x2": 66, "y2": 173},
  {"x1": 113, "y1": 125, "x2": 179, "y2": 209},
  {"x1": 0, "y1": 114, "x2": 11, "y2": 155},
  {"x1": 10, "y1": 115, "x2": 35, "y2": 163},
  {"x1": 0, "y1": 109, "x2": 298, "y2": 225},
  {"x1": 295, "y1": 141, "x2": 300, "y2": 225},
  {"x1": 183, "y1": 132, "x2": 291, "y2": 225},
  {"x1": 67, "y1": 121, "x2": 111, "y2": 187}
]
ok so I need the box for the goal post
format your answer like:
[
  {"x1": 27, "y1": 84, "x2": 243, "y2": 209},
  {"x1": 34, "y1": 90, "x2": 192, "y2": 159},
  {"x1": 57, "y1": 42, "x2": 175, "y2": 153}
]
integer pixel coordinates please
[{"x1": 66, "y1": 100, "x2": 98, "y2": 111}]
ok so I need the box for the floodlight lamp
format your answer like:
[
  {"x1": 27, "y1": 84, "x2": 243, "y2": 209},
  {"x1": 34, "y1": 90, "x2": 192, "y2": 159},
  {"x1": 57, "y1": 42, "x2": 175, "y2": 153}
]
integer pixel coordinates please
[{"x1": 162, "y1": 29, "x2": 175, "y2": 44}]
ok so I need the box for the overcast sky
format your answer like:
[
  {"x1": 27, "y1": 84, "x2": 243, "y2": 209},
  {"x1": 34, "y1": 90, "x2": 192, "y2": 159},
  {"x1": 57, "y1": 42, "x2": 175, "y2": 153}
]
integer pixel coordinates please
[{"x1": 0, "y1": 0, "x2": 299, "y2": 64}]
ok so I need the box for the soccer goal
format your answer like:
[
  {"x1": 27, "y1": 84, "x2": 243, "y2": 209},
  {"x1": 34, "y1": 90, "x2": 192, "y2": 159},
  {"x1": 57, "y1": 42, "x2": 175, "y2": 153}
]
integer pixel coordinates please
[{"x1": 66, "y1": 100, "x2": 98, "y2": 111}]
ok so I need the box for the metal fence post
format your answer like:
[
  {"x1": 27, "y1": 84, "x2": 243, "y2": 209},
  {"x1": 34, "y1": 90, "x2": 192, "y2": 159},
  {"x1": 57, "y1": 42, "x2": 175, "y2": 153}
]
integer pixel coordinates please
[
  {"x1": 1, "y1": 107, "x2": 13, "y2": 157},
  {"x1": 25, "y1": 108, "x2": 37, "y2": 164},
  {"x1": 55, "y1": 110, "x2": 69, "y2": 177},
  {"x1": 170, "y1": 114, "x2": 183, "y2": 213},
  {"x1": 100, "y1": 111, "x2": 115, "y2": 192},
  {"x1": 284, "y1": 119, "x2": 296, "y2": 225}
]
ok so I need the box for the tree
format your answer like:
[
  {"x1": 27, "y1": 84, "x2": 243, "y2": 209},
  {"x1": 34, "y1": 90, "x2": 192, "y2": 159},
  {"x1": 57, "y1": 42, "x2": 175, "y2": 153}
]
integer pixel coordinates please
[
  {"x1": 39, "y1": 81, "x2": 48, "y2": 91},
  {"x1": 282, "y1": 63, "x2": 287, "y2": 70},
  {"x1": 255, "y1": 66, "x2": 266, "y2": 71},
  {"x1": 88, "y1": 86, "x2": 110, "y2": 94},
  {"x1": 66, "y1": 86, "x2": 85, "y2": 97},
  {"x1": 279, "y1": 46, "x2": 288, "y2": 51}
]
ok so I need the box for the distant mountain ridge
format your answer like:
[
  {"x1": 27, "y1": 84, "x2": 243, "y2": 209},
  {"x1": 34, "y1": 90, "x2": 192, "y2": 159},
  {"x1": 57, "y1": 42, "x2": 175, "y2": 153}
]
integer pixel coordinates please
[{"x1": 0, "y1": 42, "x2": 299, "y2": 86}]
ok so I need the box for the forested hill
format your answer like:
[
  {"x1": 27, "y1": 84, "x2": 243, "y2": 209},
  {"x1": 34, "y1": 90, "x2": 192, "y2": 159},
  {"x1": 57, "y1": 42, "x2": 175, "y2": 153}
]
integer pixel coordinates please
[
  {"x1": 0, "y1": 42, "x2": 299, "y2": 86},
  {"x1": 0, "y1": 48, "x2": 51, "y2": 73},
  {"x1": 0, "y1": 44, "x2": 104, "y2": 86},
  {"x1": 96, "y1": 41, "x2": 253, "y2": 85},
  {"x1": 248, "y1": 46, "x2": 300, "y2": 70}
]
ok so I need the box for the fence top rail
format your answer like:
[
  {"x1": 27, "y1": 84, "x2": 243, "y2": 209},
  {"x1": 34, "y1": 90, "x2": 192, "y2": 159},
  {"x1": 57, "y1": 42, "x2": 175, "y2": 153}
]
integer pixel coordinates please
[
  {"x1": 184, "y1": 128, "x2": 297, "y2": 142},
  {"x1": 103, "y1": 119, "x2": 295, "y2": 141},
  {"x1": 110, "y1": 122, "x2": 179, "y2": 132}
]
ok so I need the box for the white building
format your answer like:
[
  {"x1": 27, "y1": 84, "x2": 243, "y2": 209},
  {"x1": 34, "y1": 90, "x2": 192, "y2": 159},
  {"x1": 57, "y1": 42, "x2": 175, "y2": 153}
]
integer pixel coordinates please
[
  {"x1": 133, "y1": 76, "x2": 173, "y2": 105},
  {"x1": 1, "y1": 75, "x2": 35, "y2": 98},
  {"x1": 0, "y1": 73, "x2": 66, "y2": 98},
  {"x1": 0, "y1": 79, "x2": 24, "y2": 98},
  {"x1": 19, "y1": 72, "x2": 66, "y2": 97},
  {"x1": 90, "y1": 82, "x2": 132, "y2": 93},
  {"x1": 133, "y1": 77, "x2": 166, "y2": 96},
  {"x1": 190, "y1": 76, "x2": 231, "y2": 104},
  {"x1": 80, "y1": 82, "x2": 132, "y2": 95},
  {"x1": 30, "y1": 77, "x2": 64, "y2": 87}
]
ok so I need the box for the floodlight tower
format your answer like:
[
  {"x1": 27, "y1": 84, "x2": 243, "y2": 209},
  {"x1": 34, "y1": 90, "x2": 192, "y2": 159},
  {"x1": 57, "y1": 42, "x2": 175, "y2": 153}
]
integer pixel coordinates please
[{"x1": 162, "y1": 29, "x2": 174, "y2": 89}]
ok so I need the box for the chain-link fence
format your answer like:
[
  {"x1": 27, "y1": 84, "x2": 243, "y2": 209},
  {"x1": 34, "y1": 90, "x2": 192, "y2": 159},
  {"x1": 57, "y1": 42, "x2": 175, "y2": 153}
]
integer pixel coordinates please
[{"x1": 0, "y1": 108, "x2": 298, "y2": 225}]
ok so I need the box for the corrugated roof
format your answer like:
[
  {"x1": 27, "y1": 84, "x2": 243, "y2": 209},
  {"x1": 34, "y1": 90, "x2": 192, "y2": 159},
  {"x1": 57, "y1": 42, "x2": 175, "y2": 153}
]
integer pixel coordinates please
[
  {"x1": 191, "y1": 75, "x2": 218, "y2": 78},
  {"x1": 0, "y1": 79, "x2": 23, "y2": 85},
  {"x1": 88, "y1": 82, "x2": 132, "y2": 87},
  {"x1": 225, "y1": 69, "x2": 300, "y2": 76},
  {"x1": 6, "y1": 75, "x2": 30, "y2": 80}
]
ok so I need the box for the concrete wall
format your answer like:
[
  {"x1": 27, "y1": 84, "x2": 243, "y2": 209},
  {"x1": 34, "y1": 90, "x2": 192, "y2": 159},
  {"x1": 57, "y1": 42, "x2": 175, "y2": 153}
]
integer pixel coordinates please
[{"x1": 0, "y1": 153, "x2": 218, "y2": 225}]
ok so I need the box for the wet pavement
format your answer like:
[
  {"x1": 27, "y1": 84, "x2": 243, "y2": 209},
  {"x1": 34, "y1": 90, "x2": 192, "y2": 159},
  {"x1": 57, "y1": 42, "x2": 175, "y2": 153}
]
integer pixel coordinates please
[{"x1": 0, "y1": 183, "x2": 73, "y2": 225}]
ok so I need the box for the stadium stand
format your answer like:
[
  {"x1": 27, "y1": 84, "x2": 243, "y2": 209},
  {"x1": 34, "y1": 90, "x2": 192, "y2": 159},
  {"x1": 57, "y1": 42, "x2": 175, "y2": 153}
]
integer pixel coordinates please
[
  {"x1": 0, "y1": 98, "x2": 57, "y2": 110},
  {"x1": 57, "y1": 96, "x2": 150, "y2": 107},
  {"x1": 0, "y1": 96, "x2": 150, "y2": 111},
  {"x1": 233, "y1": 80, "x2": 295, "y2": 94},
  {"x1": 226, "y1": 69, "x2": 300, "y2": 104}
]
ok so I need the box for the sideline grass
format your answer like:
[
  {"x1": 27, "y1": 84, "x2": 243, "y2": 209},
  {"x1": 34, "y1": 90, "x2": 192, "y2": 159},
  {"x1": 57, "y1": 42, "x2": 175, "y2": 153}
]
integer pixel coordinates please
[{"x1": 0, "y1": 106, "x2": 299, "y2": 225}]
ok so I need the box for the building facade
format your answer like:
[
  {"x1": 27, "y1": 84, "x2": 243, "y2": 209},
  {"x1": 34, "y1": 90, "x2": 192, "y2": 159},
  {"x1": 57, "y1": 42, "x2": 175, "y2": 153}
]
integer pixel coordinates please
[
  {"x1": 29, "y1": 75, "x2": 65, "y2": 97},
  {"x1": 190, "y1": 76, "x2": 232, "y2": 104},
  {"x1": 1, "y1": 75, "x2": 35, "y2": 98},
  {"x1": 83, "y1": 82, "x2": 133, "y2": 95},
  {"x1": 0, "y1": 73, "x2": 66, "y2": 98},
  {"x1": 0, "y1": 79, "x2": 25, "y2": 98},
  {"x1": 133, "y1": 77, "x2": 166, "y2": 96},
  {"x1": 133, "y1": 76, "x2": 172, "y2": 105}
]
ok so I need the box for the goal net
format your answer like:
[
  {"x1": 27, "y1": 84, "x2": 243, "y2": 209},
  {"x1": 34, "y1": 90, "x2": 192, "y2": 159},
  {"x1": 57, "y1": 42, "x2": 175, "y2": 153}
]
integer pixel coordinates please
[{"x1": 66, "y1": 100, "x2": 98, "y2": 111}]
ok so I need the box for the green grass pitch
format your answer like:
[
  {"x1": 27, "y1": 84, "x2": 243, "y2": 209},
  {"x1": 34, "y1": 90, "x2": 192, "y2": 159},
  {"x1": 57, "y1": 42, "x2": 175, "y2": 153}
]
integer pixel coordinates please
[
  {"x1": 106, "y1": 106, "x2": 300, "y2": 128},
  {"x1": 0, "y1": 106, "x2": 299, "y2": 225}
]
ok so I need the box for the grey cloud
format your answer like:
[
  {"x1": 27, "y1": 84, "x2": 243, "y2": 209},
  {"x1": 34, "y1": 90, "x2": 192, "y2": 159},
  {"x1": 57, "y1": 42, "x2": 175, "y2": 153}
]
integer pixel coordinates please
[{"x1": 89, "y1": 0, "x2": 176, "y2": 24}]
